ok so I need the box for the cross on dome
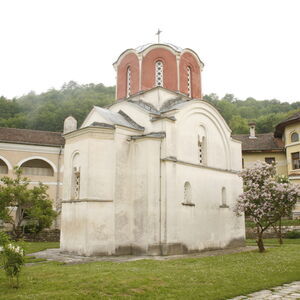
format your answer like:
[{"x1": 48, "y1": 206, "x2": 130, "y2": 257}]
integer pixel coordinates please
[{"x1": 155, "y1": 29, "x2": 162, "y2": 43}]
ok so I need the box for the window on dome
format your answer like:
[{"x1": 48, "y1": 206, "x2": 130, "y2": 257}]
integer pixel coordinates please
[
  {"x1": 291, "y1": 132, "x2": 299, "y2": 143},
  {"x1": 155, "y1": 61, "x2": 164, "y2": 87},
  {"x1": 187, "y1": 66, "x2": 192, "y2": 97},
  {"x1": 126, "y1": 67, "x2": 131, "y2": 98}
]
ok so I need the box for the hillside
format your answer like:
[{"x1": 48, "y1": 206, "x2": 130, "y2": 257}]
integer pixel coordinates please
[{"x1": 0, "y1": 82, "x2": 299, "y2": 134}]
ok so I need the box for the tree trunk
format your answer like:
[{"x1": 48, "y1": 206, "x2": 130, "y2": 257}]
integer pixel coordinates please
[
  {"x1": 272, "y1": 218, "x2": 283, "y2": 245},
  {"x1": 278, "y1": 218, "x2": 283, "y2": 245},
  {"x1": 256, "y1": 227, "x2": 265, "y2": 252}
]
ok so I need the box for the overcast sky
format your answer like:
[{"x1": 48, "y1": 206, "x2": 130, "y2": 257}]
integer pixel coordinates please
[{"x1": 0, "y1": 0, "x2": 299, "y2": 102}]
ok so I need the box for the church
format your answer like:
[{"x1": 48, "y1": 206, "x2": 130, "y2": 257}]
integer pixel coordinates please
[{"x1": 60, "y1": 42, "x2": 245, "y2": 256}]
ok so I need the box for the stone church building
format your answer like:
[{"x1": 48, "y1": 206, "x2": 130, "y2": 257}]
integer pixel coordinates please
[{"x1": 60, "y1": 43, "x2": 245, "y2": 256}]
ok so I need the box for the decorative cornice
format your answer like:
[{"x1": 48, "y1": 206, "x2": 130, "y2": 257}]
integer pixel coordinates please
[{"x1": 162, "y1": 157, "x2": 238, "y2": 174}]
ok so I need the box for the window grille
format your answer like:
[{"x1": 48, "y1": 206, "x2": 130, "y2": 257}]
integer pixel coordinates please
[
  {"x1": 187, "y1": 66, "x2": 192, "y2": 97},
  {"x1": 155, "y1": 61, "x2": 163, "y2": 87},
  {"x1": 72, "y1": 167, "x2": 80, "y2": 200},
  {"x1": 126, "y1": 67, "x2": 131, "y2": 97}
]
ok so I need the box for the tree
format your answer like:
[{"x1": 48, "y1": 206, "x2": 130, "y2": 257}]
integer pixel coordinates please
[
  {"x1": 235, "y1": 161, "x2": 300, "y2": 252},
  {"x1": 0, "y1": 167, "x2": 57, "y2": 239}
]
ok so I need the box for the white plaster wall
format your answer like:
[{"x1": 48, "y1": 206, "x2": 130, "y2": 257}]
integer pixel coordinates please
[
  {"x1": 86, "y1": 136, "x2": 115, "y2": 200},
  {"x1": 113, "y1": 128, "x2": 135, "y2": 252},
  {"x1": 130, "y1": 138, "x2": 161, "y2": 253},
  {"x1": 164, "y1": 162, "x2": 245, "y2": 251},
  {"x1": 61, "y1": 129, "x2": 116, "y2": 256},
  {"x1": 230, "y1": 139, "x2": 243, "y2": 172},
  {"x1": 176, "y1": 109, "x2": 229, "y2": 169}
]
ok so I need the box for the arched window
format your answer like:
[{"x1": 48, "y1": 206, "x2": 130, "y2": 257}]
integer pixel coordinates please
[
  {"x1": 184, "y1": 182, "x2": 192, "y2": 204},
  {"x1": 126, "y1": 67, "x2": 131, "y2": 98},
  {"x1": 187, "y1": 66, "x2": 192, "y2": 97},
  {"x1": 20, "y1": 159, "x2": 54, "y2": 176},
  {"x1": 221, "y1": 187, "x2": 227, "y2": 206},
  {"x1": 155, "y1": 61, "x2": 164, "y2": 87},
  {"x1": 0, "y1": 159, "x2": 8, "y2": 174},
  {"x1": 291, "y1": 132, "x2": 299, "y2": 143},
  {"x1": 72, "y1": 153, "x2": 80, "y2": 200}
]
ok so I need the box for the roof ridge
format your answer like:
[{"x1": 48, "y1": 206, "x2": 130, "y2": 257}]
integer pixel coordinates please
[{"x1": 0, "y1": 127, "x2": 63, "y2": 135}]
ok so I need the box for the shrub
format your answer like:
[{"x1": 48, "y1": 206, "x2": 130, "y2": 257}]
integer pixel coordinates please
[
  {"x1": 285, "y1": 230, "x2": 300, "y2": 239},
  {"x1": 0, "y1": 231, "x2": 11, "y2": 247},
  {"x1": 1, "y1": 242, "x2": 25, "y2": 288}
]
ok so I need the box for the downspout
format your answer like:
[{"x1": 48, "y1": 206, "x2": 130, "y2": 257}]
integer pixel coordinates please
[
  {"x1": 159, "y1": 138, "x2": 162, "y2": 254},
  {"x1": 55, "y1": 145, "x2": 62, "y2": 228}
]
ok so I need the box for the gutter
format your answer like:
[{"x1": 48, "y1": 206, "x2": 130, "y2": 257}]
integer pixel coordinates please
[{"x1": 55, "y1": 145, "x2": 63, "y2": 228}]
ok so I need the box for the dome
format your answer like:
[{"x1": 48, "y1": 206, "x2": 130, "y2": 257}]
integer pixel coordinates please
[{"x1": 135, "y1": 42, "x2": 183, "y2": 53}]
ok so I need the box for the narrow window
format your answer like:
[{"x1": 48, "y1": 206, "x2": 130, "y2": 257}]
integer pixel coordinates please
[
  {"x1": 291, "y1": 132, "x2": 299, "y2": 143},
  {"x1": 242, "y1": 158, "x2": 245, "y2": 169},
  {"x1": 155, "y1": 61, "x2": 164, "y2": 87},
  {"x1": 187, "y1": 66, "x2": 192, "y2": 97},
  {"x1": 126, "y1": 67, "x2": 131, "y2": 97},
  {"x1": 265, "y1": 157, "x2": 275, "y2": 165},
  {"x1": 221, "y1": 187, "x2": 227, "y2": 206},
  {"x1": 184, "y1": 182, "x2": 192, "y2": 204},
  {"x1": 292, "y1": 152, "x2": 300, "y2": 170},
  {"x1": 71, "y1": 153, "x2": 80, "y2": 200},
  {"x1": 198, "y1": 136, "x2": 206, "y2": 164},
  {"x1": 198, "y1": 137, "x2": 203, "y2": 164}
]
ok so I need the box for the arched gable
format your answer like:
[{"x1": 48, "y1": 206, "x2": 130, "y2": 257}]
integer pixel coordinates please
[
  {"x1": 142, "y1": 47, "x2": 177, "y2": 92},
  {"x1": 117, "y1": 51, "x2": 140, "y2": 100},
  {"x1": 180, "y1": 51, "x2": 202, "y2": 98},
  {"x1": 175, "y1": 101, "x2": 232, "y2": 169}
]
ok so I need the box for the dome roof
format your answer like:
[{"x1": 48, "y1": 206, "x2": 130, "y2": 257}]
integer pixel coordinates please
[{"x1": 135, "y1": 43, "x2": 183, "y2": 53}]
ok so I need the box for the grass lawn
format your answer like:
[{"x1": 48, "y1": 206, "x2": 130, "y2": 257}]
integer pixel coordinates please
[{"x1": 0, "y1": 240, "x2": 300, "y2": 299}]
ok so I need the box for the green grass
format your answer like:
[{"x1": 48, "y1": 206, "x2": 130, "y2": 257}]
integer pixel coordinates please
[
  {"x1": 19, "y1": 241, "x2": 59, "y2": 264},
  {"x1": 1, "y1": 241, "x2": 300, "y2": 299}
]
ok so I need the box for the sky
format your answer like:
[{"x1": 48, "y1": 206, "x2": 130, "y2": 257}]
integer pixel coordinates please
[{"x1": 0, "y1": 0, "x2": 300, "y2": 102}]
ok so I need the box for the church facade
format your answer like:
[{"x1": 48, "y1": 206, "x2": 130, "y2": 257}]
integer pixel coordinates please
[{"x1": 60, "y1": 43, "x2": 245, "y2": 256}]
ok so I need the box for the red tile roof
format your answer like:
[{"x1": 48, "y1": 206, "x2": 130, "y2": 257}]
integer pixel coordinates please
[
  {"x1": 0, "y1": 127, "x2": 64, "y2": 147},
  {"x1": 232, "y1": 133, "x2": 284, "y2": 152}
]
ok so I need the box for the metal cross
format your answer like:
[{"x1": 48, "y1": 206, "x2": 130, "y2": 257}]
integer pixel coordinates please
[{"x1": 156, "y1": 29, "x2": 162, "y2": 43}]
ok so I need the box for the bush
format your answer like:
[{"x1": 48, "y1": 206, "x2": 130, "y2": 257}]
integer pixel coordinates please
[
  {"x1": 1, "y1": 243, "x2": 25, "y2": 288},
  {"x1": 0, "y1": 231, "x2": 11, "y2": 247},
  {"x1": 285, "y1": 230, "x2": 300, "y2": 239}
]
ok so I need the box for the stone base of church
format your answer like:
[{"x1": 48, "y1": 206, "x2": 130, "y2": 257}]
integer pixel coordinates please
[{"x1": 63, "y1": 238, "x2": 246, "y2": 257}]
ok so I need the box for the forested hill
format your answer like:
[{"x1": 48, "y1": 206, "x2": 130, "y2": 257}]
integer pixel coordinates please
[{"x1": 1, "y1": 81, "x2": 300, "y2": 134}]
